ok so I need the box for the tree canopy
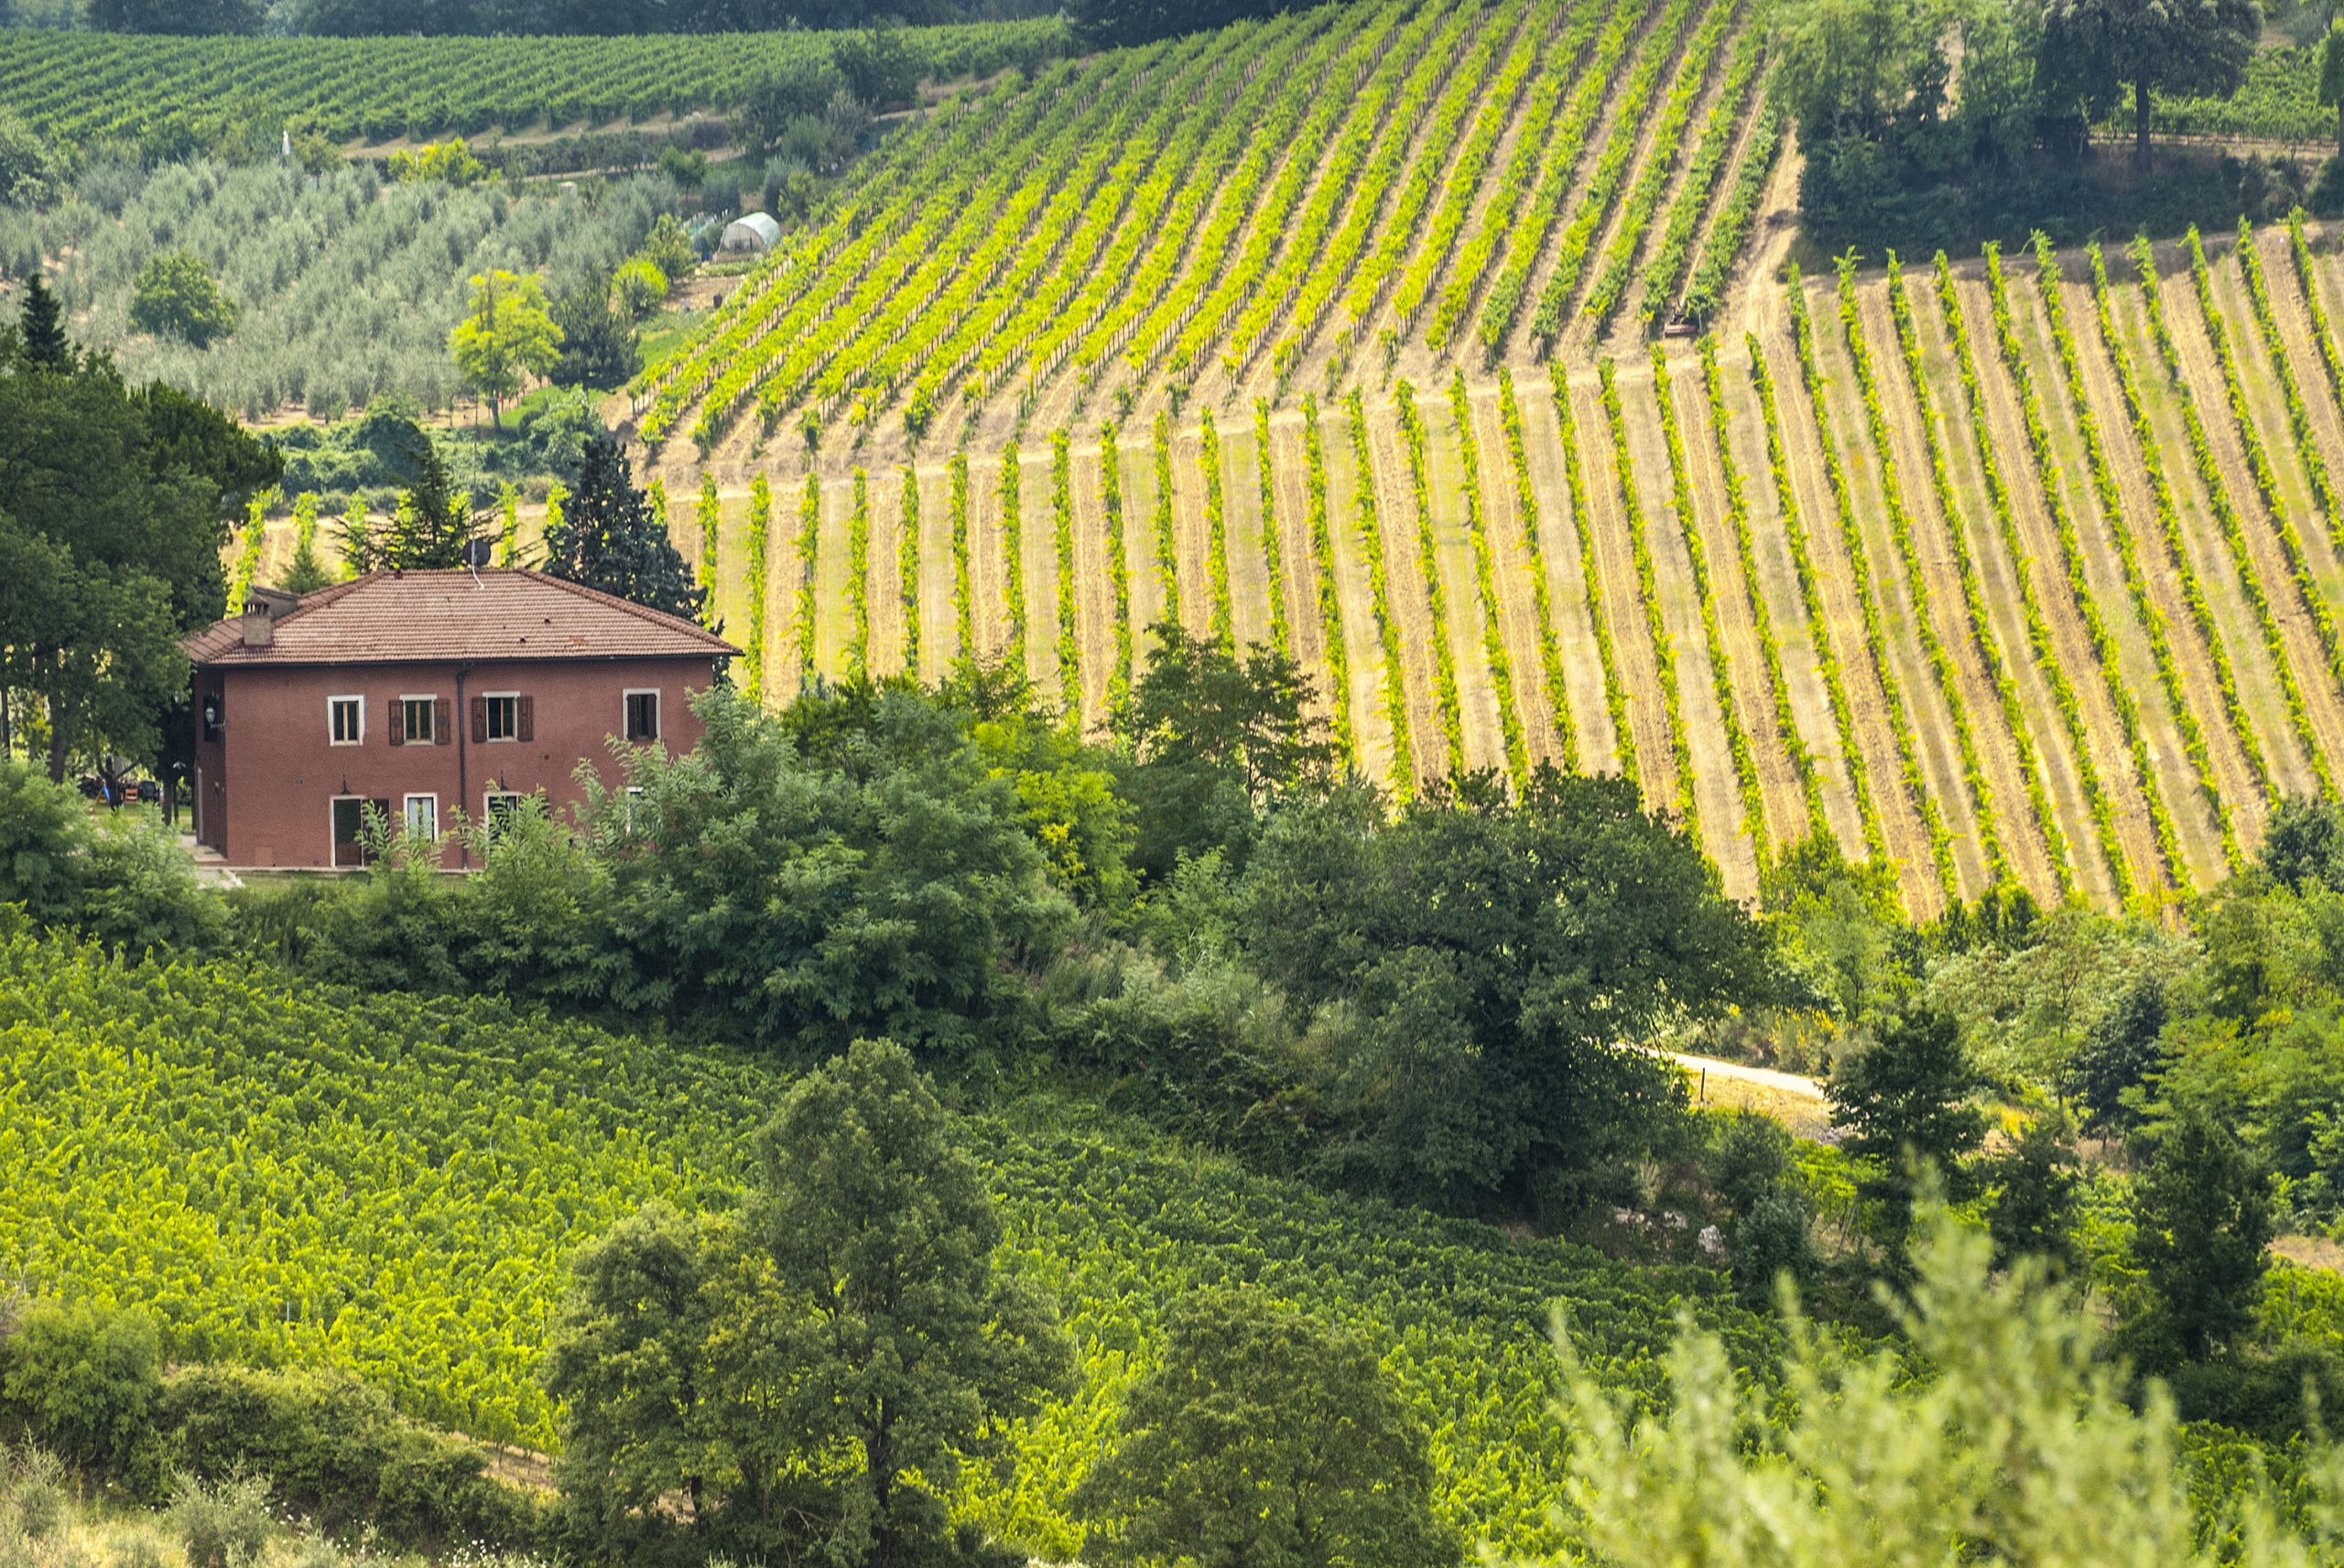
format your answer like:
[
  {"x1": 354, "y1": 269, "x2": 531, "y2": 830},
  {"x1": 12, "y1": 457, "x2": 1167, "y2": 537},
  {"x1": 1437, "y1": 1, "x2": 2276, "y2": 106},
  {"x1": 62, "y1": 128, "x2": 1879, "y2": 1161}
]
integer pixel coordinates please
[
  {"x1": 540, "y1": 435, "x2": 705, "y2": 622},
  {"x1": 0, "y1": 295, "x2": 280, "y2": 779},
  {"x1": 546, "y1": 1038, "x2": 1070, "y2": 1567},
  {"x1": 1072, "y1": 1290, "x2": 1459, "y2": 1568},
  {"x1": 449, "y1": 270, "x2": 561, "y2": 428}
]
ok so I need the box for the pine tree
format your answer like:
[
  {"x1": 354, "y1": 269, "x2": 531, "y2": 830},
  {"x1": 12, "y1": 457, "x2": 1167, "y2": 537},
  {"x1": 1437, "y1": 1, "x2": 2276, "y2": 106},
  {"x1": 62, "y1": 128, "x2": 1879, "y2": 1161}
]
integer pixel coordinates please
[
  {"x1": 540, "y1": 435, "x2": 705, "y2": 621},
  {"x1": 17, "y1": 273, "x2": 70, "y2": 371},
  {"x1": 385, "y1": 437, "x2": 482, "y2": 569}
]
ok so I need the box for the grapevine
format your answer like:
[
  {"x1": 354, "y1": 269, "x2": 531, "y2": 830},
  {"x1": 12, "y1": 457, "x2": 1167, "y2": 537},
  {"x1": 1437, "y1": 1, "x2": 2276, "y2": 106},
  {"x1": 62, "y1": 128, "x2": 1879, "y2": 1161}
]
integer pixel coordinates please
[
  {"x1": 743, "y1": 472, "x2": 771, "y2": 708},
  {"x1": 1552, "y1": 369, "x2": 1639, "y2": 786},
  {"x1": 1598, "y1": 358, "x2": 1697, "y2": 827},
  {"x1": 1447, "y1": 373, "x2": 1529, "y2": 787},
  {"x1": 1394, "y1": 380, "x2": 1466, "y2": 779},
  {"x1": 899, "y1": 465, "x2": 922, "y2": 680},
  {"x1": 1052, "y1": 428, "x2": 1082, "y2": 707},
  {"x1": 1493, "y1": 368, "x2": 1579, "y2": 771},
  {"x1": 1253, "y1": 400, "x2": 1292, "y2": 660},
  {"x1": 1200, "y1": 409, "x2": 1232, "y2": 643},
  {"x1": 794, "y1": 473, "x2": 821, "y2": 692},
  {"x1": 1301, "y1": 395, "x2": 1357, "y2": 767},
  {"x1": 847, "y1": 467, "x2": 871, "y2": 684},
  {"x1": 1098, "y1": 425, "x2": 1135, "y2": 708},
  {"x1": 1347, "y1": 388, "x2": 1416, "y2": 800}
]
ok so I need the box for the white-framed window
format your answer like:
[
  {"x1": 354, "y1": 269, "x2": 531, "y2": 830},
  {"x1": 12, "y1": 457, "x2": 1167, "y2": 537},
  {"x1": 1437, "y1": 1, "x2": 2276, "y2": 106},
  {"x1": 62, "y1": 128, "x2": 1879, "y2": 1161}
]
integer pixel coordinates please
[
  {"x1": 483, "y1": 790, "x2": 524, "y2": 832},
  {"x1": 623, "y1": 688, "x2": 661, "y2": 742},
  {"x1": 404, "y1": 794, "x2": 438, "y2": 838},
  {"x1": 400, "y1": 696, "x2": 438, "y2": 745},
  {"x1": 484, "y1": 693, "x2": 520, "y2": 741},
  {"x1": 328, "y1": 695, "x2": 364, "y2": 745}
]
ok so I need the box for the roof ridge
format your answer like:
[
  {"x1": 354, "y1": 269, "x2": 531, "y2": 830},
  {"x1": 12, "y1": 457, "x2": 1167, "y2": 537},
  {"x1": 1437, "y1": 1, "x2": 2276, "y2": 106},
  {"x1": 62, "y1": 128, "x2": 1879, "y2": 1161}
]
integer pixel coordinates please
[{"x1": 511, "y1": 568, "x2": 733, "y2": 652}]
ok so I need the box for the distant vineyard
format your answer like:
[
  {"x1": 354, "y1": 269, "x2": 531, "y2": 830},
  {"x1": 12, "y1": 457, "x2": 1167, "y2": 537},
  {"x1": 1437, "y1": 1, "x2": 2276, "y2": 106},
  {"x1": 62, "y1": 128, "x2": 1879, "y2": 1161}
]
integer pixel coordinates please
[
  {"x1": 2124, "y1": 44, "x2": 2338, "y2": 145},
  {"x1": 624, "y1": 220, "x2": 2344, "y2": 923},
  {"x1": 633, "y1": 0, "x2": 1786, "y2": 456},
  {"x1": 0, "y1": 19, "x2": 1066, "y2": 146}
]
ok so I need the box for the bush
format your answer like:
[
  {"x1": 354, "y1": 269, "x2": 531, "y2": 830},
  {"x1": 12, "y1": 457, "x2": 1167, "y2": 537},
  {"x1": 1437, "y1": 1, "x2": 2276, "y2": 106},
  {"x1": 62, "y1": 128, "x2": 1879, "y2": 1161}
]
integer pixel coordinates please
[
  {"x1": 611, "y1": 255, "x2": 666, "y2": 320},
  {"x1": 166, "y1": 1469, "x2": 271, "y2": 1568},
  {"x1": 2168, "y1": 1340, "x2": 2344, "y2": 1443},
  {"x1": 0, "y1": 761, "x2": 224, "y2": 956},
  {"x1": 0, "y1": 1302, "x2": 162, "y2": 1480},
  {"x1": 128, "y1": 251, "x2": 237, "y2": 350},
  {"x1": 158, "y1": 1363, "x2": 538, "y2": 1552}
]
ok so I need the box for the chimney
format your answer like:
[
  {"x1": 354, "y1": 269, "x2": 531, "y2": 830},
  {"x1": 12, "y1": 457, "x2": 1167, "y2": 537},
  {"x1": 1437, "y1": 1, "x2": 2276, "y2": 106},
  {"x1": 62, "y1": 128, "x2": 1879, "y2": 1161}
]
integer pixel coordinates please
[{"x1": 242, "y1": 603, "x2": 274, "y2": 649}]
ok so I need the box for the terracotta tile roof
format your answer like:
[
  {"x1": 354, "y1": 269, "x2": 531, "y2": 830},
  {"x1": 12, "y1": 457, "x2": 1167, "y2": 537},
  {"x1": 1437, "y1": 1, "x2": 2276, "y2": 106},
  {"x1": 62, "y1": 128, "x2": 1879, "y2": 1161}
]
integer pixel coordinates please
[{"x1": 182, "y1": 569, "x2": 738, "y2": 667}]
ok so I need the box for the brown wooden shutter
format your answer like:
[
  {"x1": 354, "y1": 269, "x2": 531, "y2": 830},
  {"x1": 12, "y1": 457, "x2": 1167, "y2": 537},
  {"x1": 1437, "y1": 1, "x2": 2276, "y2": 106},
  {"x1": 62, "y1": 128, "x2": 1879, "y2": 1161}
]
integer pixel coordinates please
[
  {"x1": 434, "y1": 697, "x2": 451, "y2": 745},
  {"x1": 471, "y1": 696, "x2": 488, "y2": 743},
  {"x1": 517, "y1": 695, "x2": 534, "y2": 742},
  {"x1": 388, "y1": 701, "x2": 406, "y2": 746}
]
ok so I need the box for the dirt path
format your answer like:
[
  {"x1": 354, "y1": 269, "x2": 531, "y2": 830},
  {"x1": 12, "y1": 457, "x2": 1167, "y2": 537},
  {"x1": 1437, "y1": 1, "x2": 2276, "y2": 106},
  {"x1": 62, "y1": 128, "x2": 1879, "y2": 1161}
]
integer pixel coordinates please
[
  {"x1": 2064, "y1": 275, "x2": 2273, "y2": 854},
  {"x1": 1221, "y1": 419, "x2": 1277, "y2": 655},
  {"x1": 2157, "y1": 261, "x2": 2344, "y2": 781},
  {"x1": 1807, "y1": 281, "x2": 1991, "y2": 902},
  {"x1": 1759, "y1": 326, "x2": 1943, "y2": 914},
  {"x1": 1859, "y1": 276, "x2": 2061, "y2": 903}
]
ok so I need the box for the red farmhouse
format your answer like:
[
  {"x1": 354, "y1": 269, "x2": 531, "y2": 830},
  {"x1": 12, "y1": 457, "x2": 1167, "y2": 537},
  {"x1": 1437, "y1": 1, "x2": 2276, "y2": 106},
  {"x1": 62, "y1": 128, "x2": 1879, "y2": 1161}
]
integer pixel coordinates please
[{"x1": 182, "y1": 568, "x2": 737, "y2": 870}]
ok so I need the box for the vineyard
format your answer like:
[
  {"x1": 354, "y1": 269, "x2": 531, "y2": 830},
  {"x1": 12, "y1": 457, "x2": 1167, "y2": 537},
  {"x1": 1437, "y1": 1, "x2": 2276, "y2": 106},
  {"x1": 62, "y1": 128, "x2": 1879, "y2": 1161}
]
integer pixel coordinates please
[
  {"x1": 0, "y1": 21, "x2": 1066, "y2": 146},
  {"x1": 0, "y1": 925, "x2": 1777, "y2": 1562},
  {"x1": 646, "y1": 212, "x2": 2344, "y2": 921}
]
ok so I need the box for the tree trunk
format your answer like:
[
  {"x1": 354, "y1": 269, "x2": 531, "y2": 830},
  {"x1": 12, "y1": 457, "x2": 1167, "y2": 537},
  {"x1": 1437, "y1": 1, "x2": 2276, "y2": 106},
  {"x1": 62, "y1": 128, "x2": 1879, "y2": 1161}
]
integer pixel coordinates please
[
  {"x1": 2336, "y1": 98, "x2": 2341, "y2": 157},
  {"x1": 2136, "y1": 77, "x2": 2153, "y2": 169},
  {"x1": 47, "y1": 706, "x2": 66, "y2": 784}
]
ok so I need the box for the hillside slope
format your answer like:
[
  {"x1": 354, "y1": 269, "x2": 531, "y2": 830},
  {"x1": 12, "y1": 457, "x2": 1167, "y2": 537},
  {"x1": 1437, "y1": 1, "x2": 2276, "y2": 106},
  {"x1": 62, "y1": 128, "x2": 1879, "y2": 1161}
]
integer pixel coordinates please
[{"x1": 0, "y1": 925, "x2": 1775, "y2": 1560}]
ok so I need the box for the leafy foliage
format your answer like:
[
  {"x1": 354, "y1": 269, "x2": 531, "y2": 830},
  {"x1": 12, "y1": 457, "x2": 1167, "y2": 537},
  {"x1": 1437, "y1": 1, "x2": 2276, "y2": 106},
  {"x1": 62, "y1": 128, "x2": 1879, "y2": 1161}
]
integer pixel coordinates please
[
  {"x1": 127, "y1": 251, "x2": 236, "y2": 351},
  {"x1": 540, "y1": 435, "x2": 705, "y2": 621}
]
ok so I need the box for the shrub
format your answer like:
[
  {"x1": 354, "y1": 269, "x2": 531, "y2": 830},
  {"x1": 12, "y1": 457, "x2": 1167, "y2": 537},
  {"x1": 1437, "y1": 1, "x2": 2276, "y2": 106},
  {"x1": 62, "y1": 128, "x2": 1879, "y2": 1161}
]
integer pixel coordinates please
[
  {"x1": 611, "y1": 256, "x2": 667, "y2": 321},
  {"x1": 166, "y1": 1470, "x2": 271, "y2": 1568},
  {"x1": 128, "y1": 251, "x2": 237, "y2": 350},
  {"x1": 158, "y1": 1364, "x2": 537, "y2": 1552},
  {"x1": 0, "y1": 1302, "x2": 161, "y2": 1480}
]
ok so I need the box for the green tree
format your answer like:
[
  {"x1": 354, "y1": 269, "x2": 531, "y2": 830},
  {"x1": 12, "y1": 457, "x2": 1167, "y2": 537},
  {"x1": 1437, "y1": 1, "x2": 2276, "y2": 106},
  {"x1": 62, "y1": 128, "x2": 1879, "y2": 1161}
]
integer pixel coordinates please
[
  {"x1": 1827, "y1": 1005, "x2": 1986, "y2": 1255},
  {"x1": 540, "y1": 435, "x2": 705, "y2": 621},
  {"x1": 2, "y1": 324, "x2": 277, "y2": 780},
  {"x1": 1557, "y1": 1207, "x2": 2300, "y2": 1568},
  {"x1": 2060, "y1": 976, "x2": 2168, "y2": 1131},
  {"x1": 2040, "y1": 0, "x2": 2262, "y2": 167},
  {"x1": 747, "y1": 1038, "x2": 1073, "y2": 1568},
  {"x1": 0, "y1": 109, "x2": 61, "y2": 208},
  {"x1": 1114, "y1": 620, "x2": 1338, "y2": 883},
  {"x1": 611, "y1": 255, "x2": 667, "y2": 321},
  {"x1": 548, "y1": 276, "x2": 639, "y2": 392},
  {"x1": 129, "y1": 251, "x2": 239, "y2": 350},
  {"x1": 1243, "y1": 770, "x2": 1771, "y2": 1210},
  {"x1": 388, "y1": 138, "x2": 487, "y2": 185},
  {"x1": 91, "y1": 0, "x2": 261, "y2": 31},
  {"x1": 16, "y1": 272, "x2": 71, "y2": 371},
  {"x1": 449, "y1": 269, "x2": 561, "y2": 428},
  {"x1": 595, "y1": 687, "x2": 1069, "y2": 1052},
  {"x1": 1072, "y1": 1291, "x2": 1460, "y2": 1568},
  {"x1": 2259, "y1": 794, "x2": 2344, "y2": 892},
  {"x1": 2322, "y1": 18, "x2": 2344, "y2": 155},
  {"x1": 1981, "y1": 1111, "x2": 2082, "y2": 1274},
  {"x1": 383, "y1": 435, "x2": 483, "y2": 569},
  {"x1": 2130, "y1": 1109, "x2": 2274, "y2": 1362}
]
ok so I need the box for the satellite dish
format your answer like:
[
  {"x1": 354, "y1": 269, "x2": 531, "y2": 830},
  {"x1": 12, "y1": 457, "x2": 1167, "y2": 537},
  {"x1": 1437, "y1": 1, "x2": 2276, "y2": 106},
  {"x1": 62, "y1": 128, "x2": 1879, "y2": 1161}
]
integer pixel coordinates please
[{"x1": 461, "y1": 538, "x2": 495, "y2": 568}]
